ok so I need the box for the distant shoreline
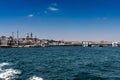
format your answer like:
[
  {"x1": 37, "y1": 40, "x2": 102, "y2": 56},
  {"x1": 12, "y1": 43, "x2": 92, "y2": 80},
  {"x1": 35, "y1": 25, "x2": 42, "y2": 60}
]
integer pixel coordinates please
[{"x1": 0, "y1": 44, "x2": 119, "y2": 48}]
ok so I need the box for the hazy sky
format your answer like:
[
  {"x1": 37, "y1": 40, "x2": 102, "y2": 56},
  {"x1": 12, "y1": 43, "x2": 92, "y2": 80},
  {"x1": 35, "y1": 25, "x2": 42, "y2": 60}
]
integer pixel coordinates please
[{"x1": 0, "y1": 0, "x2": 120, "y2": 41}]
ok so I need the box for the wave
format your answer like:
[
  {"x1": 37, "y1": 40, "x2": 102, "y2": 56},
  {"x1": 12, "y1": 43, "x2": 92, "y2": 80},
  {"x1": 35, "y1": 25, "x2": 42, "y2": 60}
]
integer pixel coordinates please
[
  {"x1": 28, "y1": 76, "x2": 43, "y2": 80},
  {"x1": 0, "y1": 62, "x2": 43, "y2": 80},
  {"x1": 0, "y1": 63, "x2": 11, "y2": 70},
  {"x1": 0, "y1": 62, "x2": 21, "y2": 80}
]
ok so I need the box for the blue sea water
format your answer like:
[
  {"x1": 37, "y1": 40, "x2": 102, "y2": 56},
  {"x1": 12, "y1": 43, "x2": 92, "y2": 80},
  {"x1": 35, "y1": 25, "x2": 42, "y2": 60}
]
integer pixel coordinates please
[{"x1": 0, "y1": 46, "x2": 120, "y2": 80}]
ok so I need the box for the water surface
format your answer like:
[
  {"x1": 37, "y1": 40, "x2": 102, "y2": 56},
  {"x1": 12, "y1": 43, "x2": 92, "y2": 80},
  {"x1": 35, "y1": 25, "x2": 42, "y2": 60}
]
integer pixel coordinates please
[{"x1": 0, "y1": 46, "x2": 120, "y2": 80}]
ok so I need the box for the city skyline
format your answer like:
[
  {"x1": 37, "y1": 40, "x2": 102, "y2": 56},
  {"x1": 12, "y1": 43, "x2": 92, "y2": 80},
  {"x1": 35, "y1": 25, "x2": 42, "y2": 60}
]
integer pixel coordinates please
[{"x1": 0, "y1": 0, "x2": 120, "y2": 41}]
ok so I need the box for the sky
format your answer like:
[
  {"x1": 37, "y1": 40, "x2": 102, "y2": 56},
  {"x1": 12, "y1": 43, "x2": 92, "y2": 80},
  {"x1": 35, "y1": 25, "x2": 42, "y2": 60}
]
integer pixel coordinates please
[{"x1": 0, "y1": 0, "x2": 120, "y2": 41}]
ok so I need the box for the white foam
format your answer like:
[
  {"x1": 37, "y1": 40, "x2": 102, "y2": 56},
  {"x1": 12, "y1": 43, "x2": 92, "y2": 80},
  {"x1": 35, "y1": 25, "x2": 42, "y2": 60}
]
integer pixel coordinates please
[
  {"x1": 0, "y1": 69, "x2": 21, "y2": 80},
  {"x1": 0, "y1": 63, "x2": 43, "y2": 80},
  {"x1": 0, "y1": 63, "x2": 10, "y2": 66},
  {"x1": 0, "y1": 63, "x2": 11, "y2": 70},
  {"x1": 0, "y1": 62, "x2": 21, "y2": 80},
  {"x1": 28, "y1": 76, "x2": 43, "y2": 80}
]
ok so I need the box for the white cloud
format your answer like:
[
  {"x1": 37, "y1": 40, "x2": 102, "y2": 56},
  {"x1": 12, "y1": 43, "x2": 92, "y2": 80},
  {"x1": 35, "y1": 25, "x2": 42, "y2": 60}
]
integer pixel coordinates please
[
  {"x1": 44, "y1": 3, "x2": 59, "y2": 14},
  {"x1": 28, "y1": 14, "x2": 34, "y2": 17},
  {"x1": 48, "y1": 6, "x2": 59, "y2": 12}
]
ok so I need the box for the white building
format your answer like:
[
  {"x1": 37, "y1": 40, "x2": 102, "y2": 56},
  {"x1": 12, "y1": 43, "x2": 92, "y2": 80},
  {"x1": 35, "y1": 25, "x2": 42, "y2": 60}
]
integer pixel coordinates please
[
  {"x1": 0, "y1": 36, "x2": 9, "y2": 47},
  {"x1": 82, "y1": 41, "x2": 91, "y2": 47},
  {"x1": 112, "y1": 42, "x2": 118, "y2": 47}
]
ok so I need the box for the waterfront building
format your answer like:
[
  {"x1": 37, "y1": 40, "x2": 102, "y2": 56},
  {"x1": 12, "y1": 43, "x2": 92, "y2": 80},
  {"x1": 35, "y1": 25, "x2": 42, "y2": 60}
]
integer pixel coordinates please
[
  {"x1": 71, "y1": 41, "x2": 82, "y2": 46},
  {"x1": 0, "y1": 36, "x2": 9, "y2": 47},
  {"x1": 64, "y1": 41, "x2": 72, "y2": 46},
  {"x1": 58, "y1": 41, "x2": 65, "y2": 46},
  {"x1": 82, "y1": 41, "x2": 91, "y2": 47},
  {"x1": 8, "y1": 36, "x2": 16, "y2": 46},
  {"x1": 112, "y1": 42, "x2": 118, "y2": 47},
  {"x1": 98, "y1": 41, "x2": 112, "y2": 47}
]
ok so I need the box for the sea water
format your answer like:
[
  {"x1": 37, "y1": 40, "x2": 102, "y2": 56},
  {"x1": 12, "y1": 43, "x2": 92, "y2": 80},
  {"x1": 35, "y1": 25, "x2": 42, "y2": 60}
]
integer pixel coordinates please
[{"x1": 0, "y1": 46, "x2": 120, "y2": 80}]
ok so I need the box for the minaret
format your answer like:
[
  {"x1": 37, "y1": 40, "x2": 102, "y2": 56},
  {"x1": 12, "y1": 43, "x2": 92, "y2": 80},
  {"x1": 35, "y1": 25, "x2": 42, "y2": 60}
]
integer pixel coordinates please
[
  {"x1": 17, "y1": 31, "x2": 19, "y2": 45},
  {"x1": 31, "y1": 33, "x2": 33, "y2": 38},
  {"x1": 12, "y1": 32, "x2": 14, "y2": 39},
  {"x1": 27, "y1": 33, "x2": 29, "y2": 38}
]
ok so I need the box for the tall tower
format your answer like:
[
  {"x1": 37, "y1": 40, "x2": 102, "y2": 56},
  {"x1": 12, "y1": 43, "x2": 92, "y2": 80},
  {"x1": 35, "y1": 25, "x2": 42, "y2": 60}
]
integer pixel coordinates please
[
  {"x1": 26, "y1": 33, "x2": 29, "y2": 38},
  {"x1": 31, "y1": 33, "x2": 33, "y2": 38},
  {"x1": 17, "y1": 31, "x2": 19, "y2": 45},
  {"x1": 12, "y1": 32, "x2": 14, "y2": 39}
]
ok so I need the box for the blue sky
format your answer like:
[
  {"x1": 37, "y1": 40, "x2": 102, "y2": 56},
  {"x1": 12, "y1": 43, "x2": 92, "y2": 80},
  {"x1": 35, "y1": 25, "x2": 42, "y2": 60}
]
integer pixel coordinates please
[{"x1": 0, "y1": 0, "x2": 120, "y2": 41}]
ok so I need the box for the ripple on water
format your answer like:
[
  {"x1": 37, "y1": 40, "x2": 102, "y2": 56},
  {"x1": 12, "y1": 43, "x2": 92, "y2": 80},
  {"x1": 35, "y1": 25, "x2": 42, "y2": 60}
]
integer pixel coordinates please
[
  {"x1": 0, "y1": 62, "x2": 21, "y2": 80},
  {"x1": 0, "y1": 62, "x2": 43, "y2": 80},
  {"x1": 28, "y1": 76, "x2": 43, "y2": 80}
]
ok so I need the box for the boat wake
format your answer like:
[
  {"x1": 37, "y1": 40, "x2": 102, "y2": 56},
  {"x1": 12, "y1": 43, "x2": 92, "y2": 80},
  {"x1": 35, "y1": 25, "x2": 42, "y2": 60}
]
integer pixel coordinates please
[
  {"x1": 28, "y1": 76, "x2": 43, "y2": 80},
  {"x1": 0, "y1": 62, "x2": 21, "y2": 80},
  {"x1": 0, "y1": 62, "x2": 43, "y2": 80}
]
